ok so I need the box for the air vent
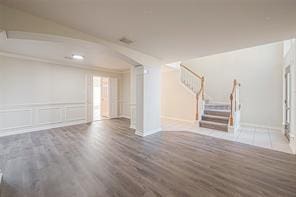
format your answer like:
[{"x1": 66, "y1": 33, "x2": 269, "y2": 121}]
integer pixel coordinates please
[{"x1": 119, "y1": 37, "x2": 133, "y2": 45}]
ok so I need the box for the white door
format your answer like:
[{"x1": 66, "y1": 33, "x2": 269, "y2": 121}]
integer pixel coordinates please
[
  {"x1": 93, "y1": 76, "x2": 101, "y2": 121},
  {"x1": 101, "y1": 77, "x2": 109, "y2": 117},
  {"x1": 108, "y1": 78, "x2": 118, "y2": 118}
]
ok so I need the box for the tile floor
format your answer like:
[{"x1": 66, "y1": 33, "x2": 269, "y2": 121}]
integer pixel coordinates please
[{"x1": 161, "y1": 118, "x2": 293, "y2": 154}]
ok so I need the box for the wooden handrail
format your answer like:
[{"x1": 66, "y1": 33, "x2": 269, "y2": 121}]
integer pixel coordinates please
[
  {"x1": 180, "y1": 64, "x2": 203, "y2": 80},
  {"x1": 229, "y1": 79, "x2": 240, "y2": 126}
]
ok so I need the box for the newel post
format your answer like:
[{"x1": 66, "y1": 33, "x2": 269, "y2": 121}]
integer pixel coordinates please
[
  {"x1": 196, "y1": 93, "x2": 199, "y2": 120},
  {"x1": 229, "y1": 93, "x2": 234, "y2": 126}
]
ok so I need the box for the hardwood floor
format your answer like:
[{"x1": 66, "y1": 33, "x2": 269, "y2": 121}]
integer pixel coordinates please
[{"x1": 0, "y1": 118, "x2": 296, "y2": 197}]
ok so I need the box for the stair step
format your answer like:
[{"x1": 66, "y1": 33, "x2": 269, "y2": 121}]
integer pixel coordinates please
[
  {"x1": 205, "y1": 103, "x2": 229, "y2": 106},
  {"x1": 205, "y1": 103, "x2": 230, "y2": 110},
  {"x1": 199, "y1": 120, "x2": 228, "y2": 132},
  {"x1": 202, "y1": 115, "x2": 229, "y2": 124},
  {"x1": 204, "y1": 109, "x2": 230, "y2": 117}
]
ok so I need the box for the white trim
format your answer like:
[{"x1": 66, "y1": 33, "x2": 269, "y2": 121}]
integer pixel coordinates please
[
  {"x1": 0, "y1": 102, "x2": 85, "y2": 109},
  {"x1": 289, "y1": 137, "x2": 296, "y2": 154},
  {"x1": 135, "y1": 128, "x2": 162, "y2": 137},
  {"x1": 0, "y1": 109, "x2": 33, "y2": 130},
  {"x1": 130, "y1": 124, "x2": 136, "y2": 129},
  {"x1": 240, "y1": 122, "x2": 283, "y2": 132},
  {"x1": 0, "y1": 30, "x2": 8, "y2": 40},
  {"x1": 0, "y1": 102, "x2": 87, "y2": 135},
  {"x1": 65, "y1": 105, "x2": 86, "y2": 122},
  {"x1": 120, "y1": 115, "x2": 130, "y2": 119},
  {"x1": 161, "y1": 116, "x2": 195, "y2": 124},
  {"x1": 0, "y1": 120, "x2": 86, "y2": 138},
  {"x1": 37, "y1": 107, "x2": 63, "y2": 125},
  {"x1": 161, "y1": 116, "x2": 282, "y2": 132}
]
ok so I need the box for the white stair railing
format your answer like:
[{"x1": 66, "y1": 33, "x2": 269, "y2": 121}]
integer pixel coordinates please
[
  {"x1": 180, "y1": 65, "x2": 200, "y2": 94},
  {"x1": 180, "y1": 64, "x2": 205, "y2": 121}
]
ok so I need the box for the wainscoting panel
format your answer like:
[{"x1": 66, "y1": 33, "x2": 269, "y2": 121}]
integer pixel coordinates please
[
  {"x1": 0, "y1": 102, "x2": 86, "y2": 136},
  {"x1": 130, "y1": 104, "x2": 136, "y2": 129},
  {"x1": 0, "y1": 109, "x2": 33, "y2": 130},
  {"x1": 65, "y1": 106, "x2": 86, "y2": 122},
  {"x1": 38, "y1": 107, "x2": 63, "y2": 125},
  {"x1": 119, "y1": 101, "x2": 130, "y2": 118}
]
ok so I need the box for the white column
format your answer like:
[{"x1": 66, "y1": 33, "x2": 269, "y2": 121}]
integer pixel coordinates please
[
  {"x1": 290, "y1": 39, "x2": 296, "y2": 154},
  {"x1": 86, "y1": 74, "x2": 93, "y2": 123},
  {"x1": 130, "y1": 66, "x2": 137, "y2": 129},
  {"x1": 134, "y1": 65, "x2": 161, "y2": 136}
]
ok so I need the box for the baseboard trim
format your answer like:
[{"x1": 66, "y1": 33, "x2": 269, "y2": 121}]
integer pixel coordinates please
[
  {"x1": 120, "y1": 115, "x2": 130, "y2": 119},
  {"x1": 135, "y1": 128, "x2": 162, "y2": 137},
  {"x1": 0, "y1": 120, "x2": 87, "y2": 138},
  {"x1": 240, "y1": 122, "x2": 283, "y2": 132},
  {"x1": 161, "y1": 116, "x2": 195, "y2": 124},
  {"x1": 130, "y1": 124, "x2": 136, "y2": 129},
  {"x1": 289, "y1": 136, "x2": 296, "y2": 154}
]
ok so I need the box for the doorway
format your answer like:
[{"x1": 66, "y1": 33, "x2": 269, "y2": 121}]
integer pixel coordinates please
[
  {"x1": 93, "y1": 76, "x2": 109, "y2": 121},
  {"x1": 284, "y1": 66, "x2": 291, "y2": 141},
  {"x1": 92, "y1": 76, "x2": 118, "y2": 122}
]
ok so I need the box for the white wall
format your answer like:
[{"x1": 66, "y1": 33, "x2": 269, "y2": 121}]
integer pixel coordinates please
[
  {"x1": 0, "y1": 54, "x2": 120, "y2": 136},
  {"x1": 135, "y1": 65, "x2": 161, "y2": 136},
  {"x1": 161, "y1": 68, "x2": 196, "y2": 122},
  {"x1": 119, "y1": 72, "x2": 130, "y2": 118},
  {"x1": 162, "y1": 42, "x2": 284, "y2": 128},
  {"x1": 283, "y1": 39, "x2": 296, "y2": 153}
]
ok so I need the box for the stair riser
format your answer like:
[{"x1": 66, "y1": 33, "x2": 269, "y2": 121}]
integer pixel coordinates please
[
  {"x1": 204, "y1": 110, "x2": 230, "y2": 117},
  {"x1": 199, "y1": 122, "x2": 228, "y2": 132},
  {"x1": 205, "y1": 106, "x2": 230, "y2": 110},
  {"x1": 202, "y1": 116, "x2": 229, "y2": 124}
]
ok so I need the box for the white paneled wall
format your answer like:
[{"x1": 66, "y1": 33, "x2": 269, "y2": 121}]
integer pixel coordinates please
[
  {"x1": 119, "y1": 72, "x2": 131, "y2": 119},
  {"x1": 0, "y1": 108, "x2": 33, "y2": 130},
  {"x1": 0, "y1": 103, "x2": 86, "y2": 136},
  {"x1": 0, "y1": 55, "x2": 120, "y2": 137},
  {"x1": 283, "y1": 39, "x2": 296, "y2": 154}
]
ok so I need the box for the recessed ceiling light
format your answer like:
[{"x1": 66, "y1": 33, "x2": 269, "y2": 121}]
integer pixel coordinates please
[
  {"x1": 72, "y1": 54, "x2": 84, "y2": 60},
  {"x1": 265, "y1": 16, "x2": 271, "y2": 21}
]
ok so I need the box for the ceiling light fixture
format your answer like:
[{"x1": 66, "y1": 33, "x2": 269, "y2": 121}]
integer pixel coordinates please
[{"x1": 72, "y1": 54, "x2": 84, "y2": 60}]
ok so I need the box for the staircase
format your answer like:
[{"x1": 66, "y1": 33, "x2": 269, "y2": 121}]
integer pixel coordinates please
[
  {"x1": 180, "y1": 64, "x2": 240, "y2": 132},
  {"x1": 200, "y1": 103, "x2": 230, "y2": 131}
]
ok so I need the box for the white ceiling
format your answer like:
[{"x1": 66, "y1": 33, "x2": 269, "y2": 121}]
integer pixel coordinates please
[
  {"x1": 0, "y1": 37, "x2": 132, "y2": 71},
  {"x1": 1, "y1": 0, "x2": 296, "y2": 62}
]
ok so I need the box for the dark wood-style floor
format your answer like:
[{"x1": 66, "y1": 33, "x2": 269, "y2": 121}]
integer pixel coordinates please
[{"x1": 0, "y1": 118, "x2": 296, "y2": 197}]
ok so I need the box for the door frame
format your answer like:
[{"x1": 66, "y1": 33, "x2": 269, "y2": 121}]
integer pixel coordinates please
[
  {"x1": 100, "y1": 77, "x2": 110, "y2": 118},
  {"x1": 88, "y1": 75, "x2": 118, "y2": 123},
  {"x1": 284, "y1": 65, "x2": 291, "y2": 141}
]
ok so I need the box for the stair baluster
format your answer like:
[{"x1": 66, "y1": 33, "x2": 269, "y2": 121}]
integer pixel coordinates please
[{"x1": 180, "y1": 64, "x2": 205, "y2": 121}]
